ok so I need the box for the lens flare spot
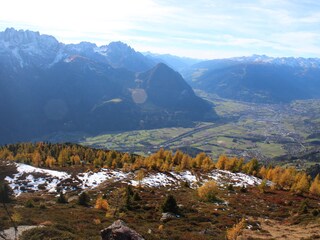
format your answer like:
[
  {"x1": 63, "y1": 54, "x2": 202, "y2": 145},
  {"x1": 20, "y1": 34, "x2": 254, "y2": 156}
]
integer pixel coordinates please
[{"x1": 131, "y1": 88, "x2": 147, "y2": 104}]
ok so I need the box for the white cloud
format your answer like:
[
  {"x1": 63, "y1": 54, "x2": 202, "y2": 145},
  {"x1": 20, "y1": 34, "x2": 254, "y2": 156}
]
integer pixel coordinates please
[
  {"x1": 1, "y1": 0, "x2": 320, "y2": 58},
  {"x1": 271, "y1": 31, "x2": 320, "y2": 55}
]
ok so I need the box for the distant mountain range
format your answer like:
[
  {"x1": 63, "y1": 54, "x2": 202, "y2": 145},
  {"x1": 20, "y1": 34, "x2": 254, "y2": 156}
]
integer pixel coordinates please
[
  {"x1": 1, "y1": 27, "x2": 320, "y2": 144},
  {"x1": 183, "y1": 55, "x2": 320, "y2": 103},
  {"x1": 0, "y1": 28, "x2": 215, "y2": 144}
]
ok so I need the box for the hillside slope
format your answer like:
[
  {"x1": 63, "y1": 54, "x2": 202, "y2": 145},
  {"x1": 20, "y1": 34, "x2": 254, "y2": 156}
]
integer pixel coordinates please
[
  {"x1": 1, "y1": 143, "x2": 319, "y2": 240},
  {"x1": 183, "y1": 55, "x2": 320, "y2": 103}
]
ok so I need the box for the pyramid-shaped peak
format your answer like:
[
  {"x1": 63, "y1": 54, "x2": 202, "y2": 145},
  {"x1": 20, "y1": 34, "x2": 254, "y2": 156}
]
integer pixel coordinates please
[{"x1": 149, "y1": 62, "x2": 177, "y2": 75}]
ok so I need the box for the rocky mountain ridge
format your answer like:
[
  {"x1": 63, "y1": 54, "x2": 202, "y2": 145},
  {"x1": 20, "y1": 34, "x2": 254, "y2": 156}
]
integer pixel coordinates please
[{"x1": 0, "y1": 28, "x2": 155, "y2": 72}]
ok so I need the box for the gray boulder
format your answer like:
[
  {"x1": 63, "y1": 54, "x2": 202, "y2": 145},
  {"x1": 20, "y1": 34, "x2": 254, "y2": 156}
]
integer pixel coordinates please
[{"x1": 101, "y1": 220, "x2": 144, "y2": 240}]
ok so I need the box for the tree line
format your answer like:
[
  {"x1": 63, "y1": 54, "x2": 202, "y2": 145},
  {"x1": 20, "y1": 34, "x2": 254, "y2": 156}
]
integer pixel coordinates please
[
  {"x1": 0, "y1": 142, "x2": 319, "y2": 196},
  {"x1": 0, "y1": 142, "x2": 215, "y2": 171}
]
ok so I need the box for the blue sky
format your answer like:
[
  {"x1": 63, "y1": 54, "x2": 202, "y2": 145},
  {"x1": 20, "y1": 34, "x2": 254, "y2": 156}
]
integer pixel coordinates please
[{"x1": 1, "y1": 0, "x2": 320, "y2": 59}]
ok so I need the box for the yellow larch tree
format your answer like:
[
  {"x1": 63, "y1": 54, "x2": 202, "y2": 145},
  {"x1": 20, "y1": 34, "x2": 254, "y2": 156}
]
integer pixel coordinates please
[
  {"x1": 259, "y1": 166, "x2": 267, "y2": 179},
  {"x1": 216, "y1": 155, "x2": 228, "y2": 170},
  {"x1": 95, "y1": 196, "x2": 109, "y2": 211},
  {"x1": 279, "y1": 167, "x2": 296, "y2": 190},
  {"x1": 45, "y1": 155, "x2": 56, "y2": 168},
  {"x1": 292, "y1": 172, "x2": 310, "y2": 194},
  {"x1": 226, "y1": 218, "x2": 246, "y2": 240},
  {"x1": 32, "y1": 151, "x2": 42, "y2": 167},
  {"x1": 198, "y1": 180, "x2": 219, "y2": 202},
  {"x1": 201, "y1": 156, "x2": 213, "y2": 171},
  {"x1": 309, "y1": 174, "x2": 320, "y2": 196},
  {"x1": 225, "y1": 157, "x2": 237, "y2": 172}
]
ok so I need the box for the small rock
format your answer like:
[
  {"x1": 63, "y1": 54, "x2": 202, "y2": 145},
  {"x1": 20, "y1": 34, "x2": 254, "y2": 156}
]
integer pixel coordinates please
[
  {"x1": 101, "y1": 220, "x2": 144, "y2": 240},
  {"x1": 199, "y1": 228, "x2": 216, "y2": 235},
  {"x1": 160, "y1": 212, "x2": 178, "y2": 222}
]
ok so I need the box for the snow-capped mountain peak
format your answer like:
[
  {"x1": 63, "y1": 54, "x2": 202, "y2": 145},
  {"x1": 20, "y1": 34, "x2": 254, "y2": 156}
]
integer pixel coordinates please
[
  {"x1": 0, "y1": 28, "x2": 155, "y2": 71},
  {"x1": 0, "y1": 28, "x2": 61, "y2": 68},
  {"x1": 231, "y1": 54, "x2": 320, "y2": 68},
  {"x1": 0, "y1": 27, "x2": 59, "y2": 49}
]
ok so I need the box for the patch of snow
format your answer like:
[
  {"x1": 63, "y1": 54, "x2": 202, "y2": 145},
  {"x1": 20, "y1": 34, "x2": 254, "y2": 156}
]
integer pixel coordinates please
[
  {"x1": 11, "y1": 47, "x2": 24, "y2": 68},
  {"x1": 77, "y1": 169, "x2": 132, "y2": 189},
  {"x1": 131, "y1": 172, "x2": 176, "y2": 188},
  {"x1": 78, "y1": 171, "x2": 108, "y2": 189},
  {"x1": 94, "y1": 45, "x2": 108, "y2": 56},
  {"x1": 169, "y1": 171, "x2": 200, "y2": 188},
  {"x1": 16, "y1": 163, "x2": 69, "y2": 178},
  {"x1": 5, "y1": 163, "x2": 135, "y2": 196},
  {"x1": 5, "y1": 163, "x2": 70, "y2": 196},
  {"x1": 4, "y1": 162, "x2": 270, "y2": 196},
  {"x1": 208, "y1": 170, "x2": 264, "y2": 187},
  {"x1": 47, "y1": 179, "x2": 61, "y2": 193},
  {"x1": 171, "y1": 171, "x2": 197, "y2": 183},
  {"x1": 131, "y1": 171, "x2": 201, "y2": 188},
  {"x1": 49, "y1": 49, "x2": 66, "y2": 66},
  {"x1": 231, "y1": 55, "x2": 320, "y2": 68}
]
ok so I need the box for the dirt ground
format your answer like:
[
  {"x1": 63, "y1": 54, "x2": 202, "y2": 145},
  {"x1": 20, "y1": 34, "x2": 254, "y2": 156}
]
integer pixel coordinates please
[{"x1": 240, "y1": 218, "x2": 320, "y2": 240}]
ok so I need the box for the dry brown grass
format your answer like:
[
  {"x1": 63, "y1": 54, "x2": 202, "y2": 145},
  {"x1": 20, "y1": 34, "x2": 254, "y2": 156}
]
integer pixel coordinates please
[{"x1": 240, "y1": 218, "x2": 320, "y2": 240}]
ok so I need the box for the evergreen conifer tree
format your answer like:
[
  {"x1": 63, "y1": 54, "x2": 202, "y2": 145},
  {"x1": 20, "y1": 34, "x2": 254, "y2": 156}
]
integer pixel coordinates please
[{"x1": 161, "y1": 195, "x2": 179, "y2": 214}]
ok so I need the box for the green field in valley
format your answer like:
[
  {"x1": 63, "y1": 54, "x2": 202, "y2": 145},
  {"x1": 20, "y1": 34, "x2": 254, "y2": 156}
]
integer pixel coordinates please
[{"x1": 77, "y1": 93, "x2": 320, "y2": 167}]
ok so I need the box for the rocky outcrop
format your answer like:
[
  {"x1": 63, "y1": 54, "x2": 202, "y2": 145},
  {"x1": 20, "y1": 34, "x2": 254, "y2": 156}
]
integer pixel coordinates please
[{"x1": 101, "y1": 220, "x2": 144, "y2": 240}]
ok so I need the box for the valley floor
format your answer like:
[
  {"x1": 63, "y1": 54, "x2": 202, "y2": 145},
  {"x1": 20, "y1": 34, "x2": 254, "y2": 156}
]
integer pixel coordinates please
[{"x1": 74, "y1": 95, "x2": 320, "y2": 169}]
